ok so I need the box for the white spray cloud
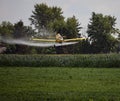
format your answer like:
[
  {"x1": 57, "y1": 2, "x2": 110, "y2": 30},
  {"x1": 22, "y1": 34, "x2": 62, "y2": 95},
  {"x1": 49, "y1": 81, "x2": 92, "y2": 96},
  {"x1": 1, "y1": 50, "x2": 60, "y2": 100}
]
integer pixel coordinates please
[{"x1": 0, "y1": 38, "x2": 78, "y2": 47}]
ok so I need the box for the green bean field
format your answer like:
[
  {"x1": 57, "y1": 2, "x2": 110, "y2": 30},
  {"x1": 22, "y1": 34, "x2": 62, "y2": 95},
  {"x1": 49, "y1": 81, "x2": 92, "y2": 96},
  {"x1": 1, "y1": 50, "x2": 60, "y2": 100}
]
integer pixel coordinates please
[{"x1": 0, "y1": 67, "x2": 120, "y2": 101}]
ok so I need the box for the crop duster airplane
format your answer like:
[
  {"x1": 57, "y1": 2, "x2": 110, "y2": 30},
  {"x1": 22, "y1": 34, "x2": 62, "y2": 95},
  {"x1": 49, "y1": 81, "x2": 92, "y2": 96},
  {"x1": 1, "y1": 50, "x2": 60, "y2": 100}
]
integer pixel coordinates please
[
  {"x1": 32, "y1": 33, "x2": 86, "y2": 45},
  {"x1": 0, "y1": 33, "x2": 85, "y2": 47}
]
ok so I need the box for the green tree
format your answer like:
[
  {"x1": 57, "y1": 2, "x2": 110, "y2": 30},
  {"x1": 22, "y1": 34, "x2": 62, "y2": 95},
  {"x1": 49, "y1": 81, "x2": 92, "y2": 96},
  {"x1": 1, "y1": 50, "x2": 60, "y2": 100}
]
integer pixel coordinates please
[
  {"x1": 29, "y1": 3, "x2": 82, "y2": 39},
  {"x1": 13, "y1": 20, "x2": 28, "y2": 39},
  {"x1": 13, "y1": 20, "x2": 25, "y2": 39},
  {"x1": 13, "y1": 20, "x2": 35, "y2": 39},
  {"x1": 65, "y1": 16, "x2": 82, "y2": 38},
  {"x1": 12, "y1": 20, "x2": 36, "y2": 54},
  {"x1": 0, "y1": 21, "x2": 14, "y2": 38},
  {"x1": 29, "y1": 3, "x2": 64, "y2": 33},
  {"x1": 50, "y1": 16, "x2": 82, "y2": 38},
  {"x1": 87, "y1": 12, "x2": 118, "y2": 53},
  {"x1": 50, "y1": 19, "x2": 67, "y2": 36}
]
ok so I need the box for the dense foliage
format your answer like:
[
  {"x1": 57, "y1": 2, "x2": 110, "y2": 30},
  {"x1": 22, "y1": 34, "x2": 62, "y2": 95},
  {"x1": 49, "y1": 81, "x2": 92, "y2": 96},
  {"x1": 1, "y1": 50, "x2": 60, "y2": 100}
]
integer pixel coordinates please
[
  {"x1": 87, "y1": 12, "x2": 119, "y2": 53},
  {"x1": 0, "y1": 21, "x2": 14, "y2": 37},
  {"x1": 0, "y1": 54, "x2": 119, "y2": 67},
  {"x1": 29, "y1": 3, "x2": 64, "y2": 31}
]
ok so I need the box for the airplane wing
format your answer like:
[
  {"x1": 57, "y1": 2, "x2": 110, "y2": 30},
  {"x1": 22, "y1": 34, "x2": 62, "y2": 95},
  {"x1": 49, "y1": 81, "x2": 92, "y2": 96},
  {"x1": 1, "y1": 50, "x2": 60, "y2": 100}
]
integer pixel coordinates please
[
  {"x1": 32, "y1": 38, "x2": 55, "y2": 42},
  {"x1": 32, "y1": 37, "x2": 86, "y2": 42},
  {"x1": 64, "y1": 38, "x2": 86, "y2": 42}
]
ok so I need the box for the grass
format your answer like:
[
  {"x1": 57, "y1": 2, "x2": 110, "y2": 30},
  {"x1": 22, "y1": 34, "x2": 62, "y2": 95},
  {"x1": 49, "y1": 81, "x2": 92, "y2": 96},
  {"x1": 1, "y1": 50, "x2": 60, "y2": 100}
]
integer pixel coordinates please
[{"x1": 0, "y1": 67, "x2": 120, "y2": 101}]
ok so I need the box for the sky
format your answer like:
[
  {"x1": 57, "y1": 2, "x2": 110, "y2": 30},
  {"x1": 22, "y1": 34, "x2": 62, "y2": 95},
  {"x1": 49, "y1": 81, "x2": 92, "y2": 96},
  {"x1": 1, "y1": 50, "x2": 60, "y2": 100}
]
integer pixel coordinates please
[{"x1": 0, "y1": 0, "x2": 120, "y2": 32}]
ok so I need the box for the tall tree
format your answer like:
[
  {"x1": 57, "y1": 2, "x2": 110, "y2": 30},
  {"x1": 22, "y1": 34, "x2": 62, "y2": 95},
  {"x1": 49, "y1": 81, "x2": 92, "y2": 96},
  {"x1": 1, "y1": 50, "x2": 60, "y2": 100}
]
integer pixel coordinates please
[
  {"x1": 29, "y1": 3, "x2": 64, "y2": 33},
  {"x1": 87, "y1": 12, "x2": 118, "y2": 53},
  {"x1": 12, "y1": 20, "x2": 36, "y2": 54},
  {"x1": 13, "y1": 20, "x2": 35, "y2": 39},
  {"x1": 13, "y1": 20, "x2": 25, "y2": 39},
  {"x1": 65, "y1": 16, "x2": 82, "y2": 38},
  {"x1": 0, "y1": 21, "x2": 14, "y2": 38},
  {"x1": 0, "y1": 21, "x2": 14, "y2": 54}
]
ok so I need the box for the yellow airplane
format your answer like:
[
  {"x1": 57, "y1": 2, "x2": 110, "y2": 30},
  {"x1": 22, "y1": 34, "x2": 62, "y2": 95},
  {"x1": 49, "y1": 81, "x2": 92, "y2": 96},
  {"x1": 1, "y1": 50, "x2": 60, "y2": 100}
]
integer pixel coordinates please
[{"x1": 32, "y1": 33, "x2": 86, "y2": 43}]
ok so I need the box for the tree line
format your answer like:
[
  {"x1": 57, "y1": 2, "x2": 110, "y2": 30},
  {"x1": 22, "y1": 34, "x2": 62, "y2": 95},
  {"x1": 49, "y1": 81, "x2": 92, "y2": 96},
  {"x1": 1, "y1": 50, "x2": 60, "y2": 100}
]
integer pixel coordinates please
[{"x1": 0, "y1": 3, "x2": 120, "y2": 54}]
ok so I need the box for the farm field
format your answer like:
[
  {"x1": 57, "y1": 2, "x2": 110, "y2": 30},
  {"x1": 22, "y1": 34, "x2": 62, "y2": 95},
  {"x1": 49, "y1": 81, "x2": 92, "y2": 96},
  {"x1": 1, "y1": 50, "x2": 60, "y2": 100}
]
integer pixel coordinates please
[
  {"x1": 0, "y1": 67, "x2": 120, "y2": 101},
  {"x1": 0, "y1": 54, "x2": 120, "y2": 67}
]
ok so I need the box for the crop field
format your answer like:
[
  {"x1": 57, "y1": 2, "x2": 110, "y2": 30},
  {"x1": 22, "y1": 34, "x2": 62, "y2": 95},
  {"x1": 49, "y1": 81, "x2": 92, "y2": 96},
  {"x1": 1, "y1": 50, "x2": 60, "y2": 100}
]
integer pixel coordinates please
[
  {"x1": 0, "y1": 67, "x2": 120, "y2": 101},
  {"x1": 0, "y1": 54, "x2": 120, "y2": 67}
]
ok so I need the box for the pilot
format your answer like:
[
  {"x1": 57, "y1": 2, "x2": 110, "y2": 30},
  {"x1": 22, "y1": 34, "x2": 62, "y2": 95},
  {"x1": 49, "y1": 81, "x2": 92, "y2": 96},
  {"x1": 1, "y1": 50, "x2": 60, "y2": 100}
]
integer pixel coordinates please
[{"x1": 56, "y1": 33, "x2": 63, "y2": 43}]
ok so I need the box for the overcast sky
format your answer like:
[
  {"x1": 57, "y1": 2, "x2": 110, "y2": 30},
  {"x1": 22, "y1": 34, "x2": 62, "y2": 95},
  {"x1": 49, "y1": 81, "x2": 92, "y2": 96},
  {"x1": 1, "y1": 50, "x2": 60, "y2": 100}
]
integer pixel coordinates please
[{"x1": 0, "y1": 0, "x2": 120, "y2": 30}]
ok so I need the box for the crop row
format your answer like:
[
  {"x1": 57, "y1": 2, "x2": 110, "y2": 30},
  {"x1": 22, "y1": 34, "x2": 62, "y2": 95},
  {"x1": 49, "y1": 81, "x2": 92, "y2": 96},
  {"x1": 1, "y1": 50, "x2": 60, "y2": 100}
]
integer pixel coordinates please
[{"x1": 0, "y1": 54, "x2": 120, "y2": 67}]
